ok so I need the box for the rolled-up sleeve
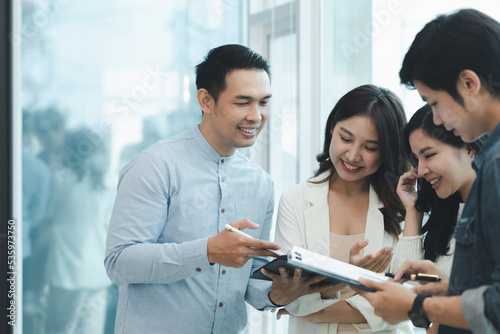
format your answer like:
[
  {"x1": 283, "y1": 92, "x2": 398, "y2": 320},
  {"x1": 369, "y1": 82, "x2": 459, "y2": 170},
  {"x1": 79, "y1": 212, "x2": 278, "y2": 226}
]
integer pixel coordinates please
[
  {"x1": 461, "y1": 286, "x2": 496, "y2": 333},
  {"x1": 477, "y1": 158, "x2": 500, "y2": 331}
]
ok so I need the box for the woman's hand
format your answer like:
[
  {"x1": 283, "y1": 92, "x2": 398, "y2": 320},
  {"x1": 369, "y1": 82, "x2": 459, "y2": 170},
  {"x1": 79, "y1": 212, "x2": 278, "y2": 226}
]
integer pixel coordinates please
[
  {"x1": 350, "y1": 239, "x2": 393, "y2": 273},
  {"x1": 262, "y1": 267, "x2": 332, "y2": 306},
  {"x1": 276, "y1": 301, "x2": 364, "y2": 323},
  {"x1": 396, "y1": 168, "x2": 420, "y2": 209}
]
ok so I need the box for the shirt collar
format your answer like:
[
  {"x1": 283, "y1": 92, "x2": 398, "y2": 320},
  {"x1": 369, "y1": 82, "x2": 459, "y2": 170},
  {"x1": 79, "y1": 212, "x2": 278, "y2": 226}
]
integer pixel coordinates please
[
  {"x1": 193, "y1": 125, "x2": 235, "y2": 164},
  {"x1": 471, "y1": 122, "x2": 500, "y2": 172}
]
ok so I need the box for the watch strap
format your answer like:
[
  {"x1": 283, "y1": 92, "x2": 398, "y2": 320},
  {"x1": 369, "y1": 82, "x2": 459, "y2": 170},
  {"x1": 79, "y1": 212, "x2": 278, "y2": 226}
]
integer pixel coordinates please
[
  {"x1": 409, "y1": 293, "x2": 432, "y2": 328},
  {"x1": 413, "y1": 293, "x2": 431, "y2": 311}
]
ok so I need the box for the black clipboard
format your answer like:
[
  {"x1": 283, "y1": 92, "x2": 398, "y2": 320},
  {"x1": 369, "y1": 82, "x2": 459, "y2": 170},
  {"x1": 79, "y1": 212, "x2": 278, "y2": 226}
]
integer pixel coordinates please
[{"x1": 250, "y1": 252, "x2": 376, "y2": 292}]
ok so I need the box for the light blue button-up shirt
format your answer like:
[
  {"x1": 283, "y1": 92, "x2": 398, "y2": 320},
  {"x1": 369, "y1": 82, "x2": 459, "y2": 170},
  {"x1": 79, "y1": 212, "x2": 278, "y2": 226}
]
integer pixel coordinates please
[{"x1": 105, "y1": 126, "x2": 275, "y2": 334}]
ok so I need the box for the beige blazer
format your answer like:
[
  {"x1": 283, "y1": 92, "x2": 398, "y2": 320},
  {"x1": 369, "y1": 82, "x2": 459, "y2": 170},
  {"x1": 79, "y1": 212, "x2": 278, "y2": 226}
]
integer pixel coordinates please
[{"x1": 274, "y1": 173, "x2": 414, "y2": 334}]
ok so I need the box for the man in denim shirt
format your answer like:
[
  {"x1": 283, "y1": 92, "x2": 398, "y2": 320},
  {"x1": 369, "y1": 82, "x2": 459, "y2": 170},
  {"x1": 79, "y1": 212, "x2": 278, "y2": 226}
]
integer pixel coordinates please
[
  {"x1": 353, "y1": 9, "x2": 500, "y2": 333},
  {"x1": 105, "y1": 45, "x2": 329, "y2": 333}
]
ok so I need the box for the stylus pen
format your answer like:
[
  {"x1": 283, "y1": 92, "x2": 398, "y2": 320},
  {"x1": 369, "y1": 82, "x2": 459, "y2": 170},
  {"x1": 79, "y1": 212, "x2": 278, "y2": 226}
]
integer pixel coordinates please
[
  {"x1": 380, "y1": 272, "x2": 441, "y2": 282},
  {"x1": 224, "y1": 224, "x2": 285, "y2": 256}
]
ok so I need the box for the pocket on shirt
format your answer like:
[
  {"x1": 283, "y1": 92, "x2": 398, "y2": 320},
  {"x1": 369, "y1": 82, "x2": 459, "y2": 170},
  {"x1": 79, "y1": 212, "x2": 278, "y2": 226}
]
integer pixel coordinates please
[
  {"x1": 455, "y1": 217, "x2": 475, "y2": 246},
  {"x1": 451, "y1": 216, "x2": 481, "y2": 293}
]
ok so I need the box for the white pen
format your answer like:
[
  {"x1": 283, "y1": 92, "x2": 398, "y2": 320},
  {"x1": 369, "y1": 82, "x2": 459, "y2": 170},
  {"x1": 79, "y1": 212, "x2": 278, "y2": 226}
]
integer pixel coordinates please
[{"x1": 224, "y1": 224, "x2": 285, "y2": 256}]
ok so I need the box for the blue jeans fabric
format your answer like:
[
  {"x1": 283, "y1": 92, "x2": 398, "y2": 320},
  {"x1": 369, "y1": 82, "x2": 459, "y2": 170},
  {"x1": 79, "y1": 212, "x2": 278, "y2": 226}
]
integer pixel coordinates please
[{"x1": 439, "y1": 125, "x2": 500, "y2": 334}]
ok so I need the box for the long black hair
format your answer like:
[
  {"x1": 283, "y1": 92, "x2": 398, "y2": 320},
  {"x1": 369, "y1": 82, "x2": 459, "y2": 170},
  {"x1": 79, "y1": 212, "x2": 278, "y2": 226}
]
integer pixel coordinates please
[
  {"x1": 404, "y1": 104, "x2": 483, "y2": 261},
  {"x1": 312, "y1": 84, "x2": 409, "y2": 239}
]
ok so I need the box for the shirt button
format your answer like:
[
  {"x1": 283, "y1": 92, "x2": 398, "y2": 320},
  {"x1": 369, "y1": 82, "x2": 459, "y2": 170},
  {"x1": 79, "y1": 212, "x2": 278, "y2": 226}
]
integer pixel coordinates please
[
  {"x1": 219, "y1": 302, "x2": 224, "y2": 307},
  {"x1": 221, "y1": 177, "x2": 225, "y2": 182},
  {"x1": 196, "y1": 267, "x2": 202, "y2": 272},
  {"x1": 222, "y1": 270, "x2": 226, "y2": 275},
  {"x1": 221, "y1": 159, "x2": 225, "y2": 164},
  {"x1": 221, "y1": 208, "x2": 225, "y2": 213}
]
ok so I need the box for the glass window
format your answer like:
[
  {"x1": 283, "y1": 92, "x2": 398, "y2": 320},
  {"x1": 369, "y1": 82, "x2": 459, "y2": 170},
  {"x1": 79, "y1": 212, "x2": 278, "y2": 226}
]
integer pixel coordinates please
[
  {"x1": 20, "y1": 1, "x2": 241, "y2": 333},
  {"x1": 372, "y1": 0, "x2": 500, "y2": 119},
  {"x1": 19, "y1": 1, "x2": 500, "y2": 333}
]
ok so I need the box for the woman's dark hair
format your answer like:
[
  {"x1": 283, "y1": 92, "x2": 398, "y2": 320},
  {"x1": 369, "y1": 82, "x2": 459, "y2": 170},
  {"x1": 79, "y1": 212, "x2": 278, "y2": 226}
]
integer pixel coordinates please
[
  {"x1": 400, "y1": 9, "x2": 500, "y2": 104},
  {"x1": 404, "y1": 104, "x2": 466, "y2": 261},
  {"x1": 312, "y1": 84, "x2": 409, "y2": 239}
]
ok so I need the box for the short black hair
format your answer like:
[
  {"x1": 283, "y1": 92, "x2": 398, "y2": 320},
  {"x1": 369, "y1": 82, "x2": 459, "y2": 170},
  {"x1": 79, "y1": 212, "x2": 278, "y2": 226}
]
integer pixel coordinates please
[
  {"x1": 195, "y1": 44, "x2": 271, "y2": 103},
  {"x1": 400, "y1": 8, "x2": 500, "y2": 103}
]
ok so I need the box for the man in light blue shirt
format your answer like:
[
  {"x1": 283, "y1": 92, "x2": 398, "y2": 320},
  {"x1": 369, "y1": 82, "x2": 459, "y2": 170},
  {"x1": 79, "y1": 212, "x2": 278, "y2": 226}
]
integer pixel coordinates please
[{"x1": 105, "y1": 44, "x2": 328, "y2": 333}]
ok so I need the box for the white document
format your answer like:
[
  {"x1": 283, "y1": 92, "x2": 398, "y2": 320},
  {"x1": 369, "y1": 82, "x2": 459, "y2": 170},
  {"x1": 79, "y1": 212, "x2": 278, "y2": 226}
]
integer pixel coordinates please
[{"x1": 288, "y1": 246, "x2": 411, "y2": 290}]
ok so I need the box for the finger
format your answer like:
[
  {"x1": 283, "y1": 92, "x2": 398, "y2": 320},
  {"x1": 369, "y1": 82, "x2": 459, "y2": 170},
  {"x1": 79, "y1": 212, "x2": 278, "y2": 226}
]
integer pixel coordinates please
[
  {"x1": 393, "y1": 261, "x2": 421, "y2": 280},
  {"x1": 398, "y1": 172, "x2": 417, "y2": 188},
  {"x1": 355, "y1": 254, "x2": 375, "y2": 268},
  {"x1": 277, "y1": 308, "x2": 290, "y2": 320},
  {"x1": 246, "y1": 238, "x2": 281, "y2": 252},
  {"x1": 309, "y1": 282, "x2": 333, "y2": 294},
  {"x1": 358, "y1": 246, "x2": 391, "y2": 271},
  {"x1": 292, "y1": 268, "x2": 302, "y2": 284},
  {"x1": 373, "y1": 252, "x2": 393, "y2": 273},
  {"x1": 412, "y1": 282, "x2": 444, "y2": 295},
  {"x1": 369, "y1": 248, "x2": 393, "y2": 271},
  {"x1": 358, "y1": 277, "x2": 385, "y2": 293},
  {"x1": 350, "y1": 239, "x2": 369, "y2": 257},
  {"x1": 304, "y1": 274, "x2": 327, "y2": 286},
  {"x1": 351, "y1": 284, "x2": 374, "y2": 301},
  {"x1": 260, "y1": 268, "x2": 280, "y2": 280},
  {"x1": 230, "y1": 219, "x2": 260, "y2": 230},
  {"x1": 278, "y1": 266, "x2": 290, "y2": 279},
  {"x1": 248, "y1": 249, "x2": 281, "y2": 258},
  {"x1": 394, "y1": 260, "x2": 440, "y2": 280}
]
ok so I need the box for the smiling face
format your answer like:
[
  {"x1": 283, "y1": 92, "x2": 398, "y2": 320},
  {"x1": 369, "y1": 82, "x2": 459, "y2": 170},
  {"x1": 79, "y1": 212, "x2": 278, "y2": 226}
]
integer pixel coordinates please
[
  {"x1": 329, "y1": 116, "x2": 382, "y2": 183},
  {"x1": 198, "y1": 69, "x2": 271, "y2": 156},
  {"x1": 413, "y1": 80, "x2": 484, "y2": 143},
  {"x1": 409, "y1": 128, "x2": 475, "y2": 200}
]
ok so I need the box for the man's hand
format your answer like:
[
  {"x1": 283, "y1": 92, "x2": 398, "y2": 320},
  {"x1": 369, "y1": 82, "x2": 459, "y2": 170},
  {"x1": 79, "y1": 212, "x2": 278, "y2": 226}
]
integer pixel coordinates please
[
  {"x1": 427, "y1": 322, "x2": 440, "y2": 334},
  {"x1": 353, "y1": 278, "x2": 416, "y2": 324},
  {"x1": 394, "y1": 260, "x2": 449, "y2": 295},
  {"x1": 262, "y1": 267, "x2": 332, "y2": 306},
  {"x1": 350, "y1": 239, "x2": 393, "y2": 273},
  {"x1": 207, "y1": 219, "x2": 281, "y2": 268}
]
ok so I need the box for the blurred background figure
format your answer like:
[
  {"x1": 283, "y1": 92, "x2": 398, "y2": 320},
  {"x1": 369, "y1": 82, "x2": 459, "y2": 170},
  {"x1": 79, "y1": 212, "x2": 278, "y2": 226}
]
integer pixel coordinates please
[
  {"x1": 118, "y1": 115, "x2": 164, "y2": 169},
  {"x1": 22, "y1": 111, "x2": 51, "y2": 333},
  {"x1": 33, "y1": 108, "x2": 66, "y2": 169},
  {"x1": 43, "y1": 127, "x2": 114, "y2": 334}
]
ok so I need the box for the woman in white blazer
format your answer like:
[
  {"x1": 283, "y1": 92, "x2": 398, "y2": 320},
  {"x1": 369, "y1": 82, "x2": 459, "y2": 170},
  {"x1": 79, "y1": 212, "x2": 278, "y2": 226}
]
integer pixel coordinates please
[{"x1": 274, "y1": 85, "x2": 414, "y2": 334}]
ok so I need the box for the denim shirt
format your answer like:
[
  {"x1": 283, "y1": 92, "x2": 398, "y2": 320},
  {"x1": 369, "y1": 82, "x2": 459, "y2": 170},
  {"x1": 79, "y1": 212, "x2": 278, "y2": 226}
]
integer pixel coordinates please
[
  {"x1": 439, "y1": 124, "x2": 500, "y2": 334},
  {"x1": 105, "y1": 126, "x2": 275, "y2": 334}
]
